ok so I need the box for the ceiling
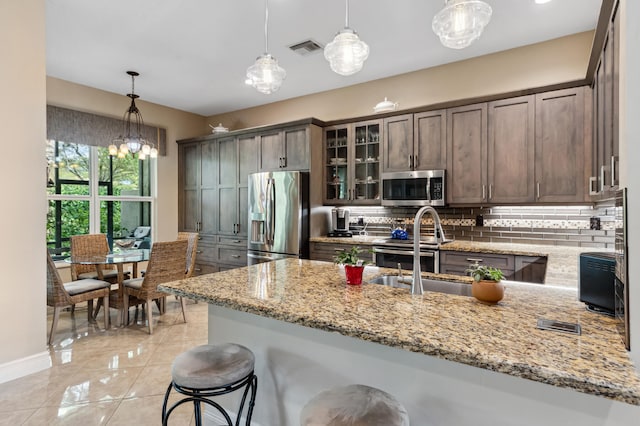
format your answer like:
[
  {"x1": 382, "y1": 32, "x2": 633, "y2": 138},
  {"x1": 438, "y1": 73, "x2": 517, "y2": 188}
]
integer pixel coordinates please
[{"x1": 46, "y1": 0, "x2": 603, "y2": 117}]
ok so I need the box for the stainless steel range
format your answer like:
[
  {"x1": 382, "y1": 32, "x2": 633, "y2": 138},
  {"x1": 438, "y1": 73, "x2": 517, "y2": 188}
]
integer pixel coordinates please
[{"x1": 372, "y1": 238, "x2": 440, "y2": 273}]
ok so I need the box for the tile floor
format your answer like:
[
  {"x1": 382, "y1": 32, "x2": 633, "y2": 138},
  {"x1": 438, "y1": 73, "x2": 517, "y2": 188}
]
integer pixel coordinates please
[{"x1": 0, "y1": 298, "x2": 209, "y2": 425}]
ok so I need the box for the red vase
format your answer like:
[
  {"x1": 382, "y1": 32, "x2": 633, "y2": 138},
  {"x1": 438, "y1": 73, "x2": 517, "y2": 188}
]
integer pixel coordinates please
[{"x1": 344, "y1": 265, "x2": 364, "y2": 285}]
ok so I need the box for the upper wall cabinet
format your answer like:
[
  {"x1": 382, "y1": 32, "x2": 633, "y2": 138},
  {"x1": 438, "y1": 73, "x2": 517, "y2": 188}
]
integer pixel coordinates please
[
  {"x1": 381, "y1": 111, "x2": 446, "y2": 172},
  {"x1": 324, "y1": 120, "x2": 381, "y2": 205},
  {"x1": 590, "y1": 1, "x2": 620, "y2": 199},
  {"x1": 259, "y1": 125, "x2": 310, "y2": 171},
  {"x1": 535, "y1": 87, "x2": 590, "y2": 203}
]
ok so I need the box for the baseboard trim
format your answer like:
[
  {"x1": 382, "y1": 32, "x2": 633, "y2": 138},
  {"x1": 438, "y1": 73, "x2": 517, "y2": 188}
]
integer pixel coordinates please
[{"x1": 0, "y1": 351, "x2": 50, "y2": 384}]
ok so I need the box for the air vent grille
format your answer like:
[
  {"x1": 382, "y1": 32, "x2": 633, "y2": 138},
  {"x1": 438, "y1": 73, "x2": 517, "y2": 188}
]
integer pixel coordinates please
[{"x1": 289, "y1": 39, "x2": 324, "y2": 56}]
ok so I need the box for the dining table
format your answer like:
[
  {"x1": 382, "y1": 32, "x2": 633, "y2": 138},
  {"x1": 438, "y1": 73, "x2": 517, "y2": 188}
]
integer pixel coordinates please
[{"x1": 65, "y1": 249, "x2": 150, "y2": 326}]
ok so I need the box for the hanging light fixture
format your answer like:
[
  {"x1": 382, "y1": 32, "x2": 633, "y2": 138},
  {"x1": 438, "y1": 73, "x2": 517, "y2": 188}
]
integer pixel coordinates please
[
  {"x1": 108, "y1": 71, "x2": 158, "y2": 159},
  {"x1": 432, "y1": 0, "x2": 492, "y2": 50},
  {"x1": 324, "y1": 0, "x2": 369, "y2": 76},
  {"x1": 246, "y1": 0, "x2": 286, "y2": 94}
]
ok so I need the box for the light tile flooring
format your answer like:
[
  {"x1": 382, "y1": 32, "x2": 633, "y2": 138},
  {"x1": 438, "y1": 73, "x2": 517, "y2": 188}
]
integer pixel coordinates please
[{"x1": 0, "y1": 298, "x2": 209, "y2": 425}]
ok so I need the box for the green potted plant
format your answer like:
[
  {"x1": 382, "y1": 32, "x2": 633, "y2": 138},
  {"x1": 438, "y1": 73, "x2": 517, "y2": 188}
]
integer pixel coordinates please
[
  {"x1": 466, "y1": 263, "x2": 505, "y2": 304},
  {"x1": 333, "y1": 246, "x2": 371, "y2": 285}
]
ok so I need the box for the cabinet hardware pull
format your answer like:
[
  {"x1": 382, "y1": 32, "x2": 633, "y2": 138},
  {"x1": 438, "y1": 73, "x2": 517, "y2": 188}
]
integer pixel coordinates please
[
  {"x1": 196, "y1": 250, "x2": 202, "y2": 254},
  {"x1": 282, "y1": 156, "x2": 286, "y2": 168},
  {"x1": 408, "y1": 155, "x2": 412, "y2": 169},
  {"x1": 488, "y1": 184, "x2": 492, "y2": 200},
  {"x1": 467, "y1": 258, "x2": 483, "y2": 263},
  {"x1": 589, "y1": 176, "x2": 598, "y2": 195},
  {"x1": 600, "y1": 165, "x2": 605, "y2": 192},
  {"x1": 195, "y1": 267, "x2": 201, "y2": 272},
  {"x1": 233, "y1": 240, "x2": 241, "y2": 243},
  {"x1": 413, "y1": 155, "x2": 418, "y2": 169},
  {"x1": 536, "y1": 182, "x2": 540, "y2": 199},
  {"x1": 482, "y1": 185, "x2": 486, "y2": 200},
  {"x1": 231, "y1": 254, "x2": 241, "y2": 258}
]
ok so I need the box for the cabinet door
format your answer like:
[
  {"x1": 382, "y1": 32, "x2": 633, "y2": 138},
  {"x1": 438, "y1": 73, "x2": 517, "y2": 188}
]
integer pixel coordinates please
[
  {"x1": 217, "y1": 137, "x2": 238, "y2": 235},
  {"x1": 535, "y1": 87, "x2": 587, "y2": 202},
  {"x1": 611, "y1": 5, "x2": 620, "y2": 189},
  {"x1": 237, "y1": 135, "x2": 258, "y2": 237},
  {"x1": 414, "y1": 110, "x2": 446, "y2": 171},
  {"x1": 514, "y1": 256, "x2": 547, "y2": 284},
  {"x1": 352, "y1": 120, "x2": 381, "y2": 203},
  {"x1": 324, "y1": 126, "x2": 350, "y2": 204},
  {"x1": 258, "y1": 131, "x2": 283, "y2": 171},
  {"x1": 282, "y1": 127, "x2": 309, "y2": 170},
  {"x1": 200, "y1": 142, "x2": 218, "y2": 235},
  {"x1": 179, "y1": 143, "x2": 200, "y2": 233},
  {"x1": 382, "y1": 114, "x2": 413, "y2": 172},
  {"x1": 488, "y1": 96, "x2": 535, "y2": 203},
  {"x1": 447, "y1": 103, "x2": 487, "y2": 204}
]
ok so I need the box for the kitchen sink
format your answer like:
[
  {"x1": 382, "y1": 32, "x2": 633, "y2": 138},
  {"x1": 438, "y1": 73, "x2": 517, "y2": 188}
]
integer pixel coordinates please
[{"x1": 368, "y1": 275, "x2": 473, "y2": 297}]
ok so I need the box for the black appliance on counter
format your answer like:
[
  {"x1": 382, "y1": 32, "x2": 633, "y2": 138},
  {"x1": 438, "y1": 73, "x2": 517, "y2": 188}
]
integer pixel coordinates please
[{"x1": 579, "y1": 252, "x2": 616, "y2": 315}]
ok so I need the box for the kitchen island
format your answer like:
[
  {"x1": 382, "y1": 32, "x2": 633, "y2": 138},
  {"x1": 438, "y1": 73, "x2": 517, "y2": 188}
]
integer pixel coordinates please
[{"x1": 159, "y1": 259, "x2": 640, "y2": 425}]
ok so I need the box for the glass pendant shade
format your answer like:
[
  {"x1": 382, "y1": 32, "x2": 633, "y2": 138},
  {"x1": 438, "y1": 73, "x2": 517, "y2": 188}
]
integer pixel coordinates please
[
  {"x1": 432, "y1": 0, "x2": 492, "y2": 49},
  {"x1": 324, "y1": 28, "x2": 369, "y2": 76},
  {"x1": 246, "y1": 54, "x2": 286, "y2": 94}
]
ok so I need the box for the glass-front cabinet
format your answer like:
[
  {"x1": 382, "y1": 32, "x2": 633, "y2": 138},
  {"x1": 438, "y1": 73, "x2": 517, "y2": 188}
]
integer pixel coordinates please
[{"x1": 324, "y1": 120, "x2": 381, "y2": 205}]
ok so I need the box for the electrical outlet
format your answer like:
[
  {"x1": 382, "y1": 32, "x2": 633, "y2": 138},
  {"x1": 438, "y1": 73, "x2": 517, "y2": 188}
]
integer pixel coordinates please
[{"x1": 476, "y1": 215, "x2": 484, "y2": 227}]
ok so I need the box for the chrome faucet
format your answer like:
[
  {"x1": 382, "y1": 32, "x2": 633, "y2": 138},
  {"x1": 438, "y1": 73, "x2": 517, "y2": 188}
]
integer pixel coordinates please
[{"x1": 411, "y1": 206, "x2": 445, "y2": 295}]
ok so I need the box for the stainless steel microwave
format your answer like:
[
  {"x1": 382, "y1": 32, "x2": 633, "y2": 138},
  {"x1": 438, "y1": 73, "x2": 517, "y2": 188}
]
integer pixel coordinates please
[{"x1": 380, "y1": 170, "x2": 446, "y2": 207}]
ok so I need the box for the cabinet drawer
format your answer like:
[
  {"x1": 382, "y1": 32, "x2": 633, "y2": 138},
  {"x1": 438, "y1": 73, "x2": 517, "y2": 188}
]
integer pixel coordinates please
[
  {"x1": 440, "y1": 251, "x2": 515, "y2": 270},
  {"x1": 309, "y1": 242, "x2": 373, "y2": 263},
  {"x1": 195, "y1": 242, "x2": 217, "y2": 263},
  {"x1": 218, "y1": 247, "x2": 247, "y2": 265},
  {"x1": 193, "y1": 263, "x2": 219, "y2": 276},
  {"x1": 217, "y1": 236, "x2": 247, "y2": 247}
]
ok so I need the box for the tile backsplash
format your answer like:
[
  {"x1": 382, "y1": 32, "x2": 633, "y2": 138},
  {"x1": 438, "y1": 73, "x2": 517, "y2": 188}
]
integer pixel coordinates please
[{"x1": 346, "y1": 204, "x2": 615, "y2": 249}]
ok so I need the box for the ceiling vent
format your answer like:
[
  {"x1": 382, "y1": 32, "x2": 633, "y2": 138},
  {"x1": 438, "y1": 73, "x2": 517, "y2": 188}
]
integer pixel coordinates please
[{"x1": 289, "y1": 39, "x2": 324, "y2": 56}]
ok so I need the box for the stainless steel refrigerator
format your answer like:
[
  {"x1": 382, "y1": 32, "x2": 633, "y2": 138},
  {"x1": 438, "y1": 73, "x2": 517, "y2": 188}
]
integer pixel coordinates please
[{"x1": 247, "y1": 171, "x2": 309, "y2": 264}]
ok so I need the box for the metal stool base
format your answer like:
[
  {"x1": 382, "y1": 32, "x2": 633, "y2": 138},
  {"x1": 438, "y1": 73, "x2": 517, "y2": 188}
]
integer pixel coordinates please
[{"x1": 161, "y1": 372, "x2": 257, "y2": 426}]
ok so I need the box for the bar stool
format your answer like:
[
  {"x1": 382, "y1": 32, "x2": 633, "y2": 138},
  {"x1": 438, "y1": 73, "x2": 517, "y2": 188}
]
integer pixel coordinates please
[
  {"x1": 162, "y1": 343, "x2": 258, "y2": 426},
  {"x1": 300, "y1": 384, "x2": 410, "y2": 426}
]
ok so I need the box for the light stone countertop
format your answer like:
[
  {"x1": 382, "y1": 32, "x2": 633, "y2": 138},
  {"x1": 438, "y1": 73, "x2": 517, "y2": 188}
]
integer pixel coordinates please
[
  {"x1": 310, "y1": 237, "x2": 613, "y2": 287},
  {"x1": 159, "y1": 258, "x2": 640, "y2": 405}
]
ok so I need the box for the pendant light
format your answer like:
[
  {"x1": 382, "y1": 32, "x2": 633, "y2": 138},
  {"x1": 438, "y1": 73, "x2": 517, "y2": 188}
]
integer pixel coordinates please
[
  {"x1": 246, "y1": 0, "x2": 286, "y2": 94},
  {"x1": 432, "y1": 0, "x2": 492, "y2": 50},
  {"x1": 108, "y1": 71, "x2": 157, "y2": 159},
  {"x1": 324, "y1": 0, "x2": 369, "y2": 76}
]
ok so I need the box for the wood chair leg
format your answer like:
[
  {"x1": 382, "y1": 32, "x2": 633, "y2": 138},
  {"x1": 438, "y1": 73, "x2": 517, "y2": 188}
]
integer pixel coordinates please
[
  {"x1": 103, "y1": 294, "x2": 110, "y2": 330},
  {"x1": 179, "y1": 296, "x2": 187, "y2": 324},
  {"x1": 49, "y1": 307, "x2": 61, "y2": 346},
  {"x1": 93, "y1": 298, "x2": 103, "y2": 321},
  {"x1": 123, "y1": 292, "x2": 129, "y2": 327},
  {"x1": 147, "y1": 299, "x2": 154, "y2": 334},
  {"x1": 87, "y1": 299, "x2": 94, "y2": 323}
]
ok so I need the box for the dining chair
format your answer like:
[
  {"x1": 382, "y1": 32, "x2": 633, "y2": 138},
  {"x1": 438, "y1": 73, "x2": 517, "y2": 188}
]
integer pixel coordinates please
[
  {"x1": 46, "y1": 250, "x2": 110, "y2": 345},
  {"x1": 122, "y1": 239, "x2": 188, "y2": 334},
  {"x1": 70, "y1": 234, "x2": 121, "y2": 283},
  {"x1": 177, "y1": 232, "x2": 199, "y2": 278}
]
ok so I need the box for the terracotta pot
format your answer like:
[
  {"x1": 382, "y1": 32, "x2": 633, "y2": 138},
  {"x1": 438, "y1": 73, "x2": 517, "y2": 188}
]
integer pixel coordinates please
[
  {"x1": 471, "y1": 279, "x2": 504, "y2": 304},
  {"x1": 344, "y1": 265, "x2": 364, "y2": 285}
]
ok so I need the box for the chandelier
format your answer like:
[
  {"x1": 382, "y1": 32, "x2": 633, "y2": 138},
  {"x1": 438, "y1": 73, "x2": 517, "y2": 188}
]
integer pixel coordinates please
[
  {"x1": 108, "y1": 71, "x2": 157, "y2": 160},
  {"x1": 246, "y1": 0, "x2": 286, "y2": 94},
  {"x1": 324, "y1": 0, "x2": 369, "y2": 76},
  {"x1": 432, "y1": 0, "x2": 492, "y2": 50}
]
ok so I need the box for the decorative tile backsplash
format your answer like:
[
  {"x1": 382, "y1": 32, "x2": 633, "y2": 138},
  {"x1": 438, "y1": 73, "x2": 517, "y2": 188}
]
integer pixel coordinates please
[{"x1": 346, "y1": 204, "x2": 615, "y2": 249}]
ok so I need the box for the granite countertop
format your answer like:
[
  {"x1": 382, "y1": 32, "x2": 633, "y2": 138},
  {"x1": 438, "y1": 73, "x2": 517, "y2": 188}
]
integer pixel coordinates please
[
  {"x1": 310, "y1": 237, "x2": 613, "y2": 287},
  {"x1": 159, "y1": 258, "x2": 640, "y2": 405}
]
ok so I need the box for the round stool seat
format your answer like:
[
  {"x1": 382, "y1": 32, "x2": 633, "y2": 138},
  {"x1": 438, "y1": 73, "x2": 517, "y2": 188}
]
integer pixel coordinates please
[
  {"x1": 171, "y1": 343, "x2": 255, "y2": 389},
  {"x1": 300, "y1": 384, "x2": 410, "y2": 426}
]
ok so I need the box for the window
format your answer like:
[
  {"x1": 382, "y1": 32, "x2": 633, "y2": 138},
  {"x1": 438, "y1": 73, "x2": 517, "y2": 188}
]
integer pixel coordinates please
[{"x1": 46, "y1": 139, "x2": 154, "y2": 258}]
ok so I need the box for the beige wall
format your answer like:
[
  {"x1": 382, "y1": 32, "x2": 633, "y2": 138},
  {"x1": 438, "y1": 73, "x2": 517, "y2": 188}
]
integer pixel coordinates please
[
  {"x1": 0, "y1": 0, "x2": 48, "y2": 371},
  {"x1": 46, "y1": 77, "x2": 208, "y2": 243},
  {"x1": 208, "y1": 31, "x2": 594, "y2": 129}
]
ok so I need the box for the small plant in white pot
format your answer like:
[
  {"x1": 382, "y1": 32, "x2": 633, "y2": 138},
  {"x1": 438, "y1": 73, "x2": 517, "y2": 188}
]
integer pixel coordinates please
[
  {"x1": 333, "y1": 246, "x2": 371, "y2": 285},
  {"x1": 466, "y1": 264, "x2": 505, "y2": 304}
]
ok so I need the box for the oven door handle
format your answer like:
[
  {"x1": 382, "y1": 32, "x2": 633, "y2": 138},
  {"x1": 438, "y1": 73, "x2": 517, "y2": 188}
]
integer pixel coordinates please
[{"x1": 373, "y1": 248, "x2": 436, "y2": 257}]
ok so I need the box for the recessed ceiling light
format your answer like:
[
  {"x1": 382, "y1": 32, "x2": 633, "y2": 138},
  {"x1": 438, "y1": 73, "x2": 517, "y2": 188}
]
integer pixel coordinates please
[{"x1": 535, "y1": 0, "x2": 552, "y2": 4}]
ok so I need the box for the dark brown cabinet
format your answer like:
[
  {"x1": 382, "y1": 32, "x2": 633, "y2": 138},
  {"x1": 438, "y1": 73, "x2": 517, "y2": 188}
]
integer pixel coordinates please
[
  {"x1": 591, "y1": 1, "x2": 620, "y2": 198},
  {"x1": 259, "y1": 125, "x2": 310, "y2": 171},
  {"x1": 178, "y1": 141, "x2": 217, "y2": 236},
  {"x1": 487, "y1": 96, "x2": 535, "y2": 203},
  {"x1": 381, "y1": 111, "x2": 446, "y2": 172},
  {"x1": 514, "y1": 256, "x2": 547, "y2": 284},
  {"x1": 535, "y1": 87, "x2": 589, "y2": 203},
  {"x1": 440, "y1": 251, "x2": 547, "y2": 284},
  {"x1": 446, "y1": 103, "x2": 488, "y2": 204},
  {"x1": 309, "y1": 242, "x2": 374, "y2": 264}
]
